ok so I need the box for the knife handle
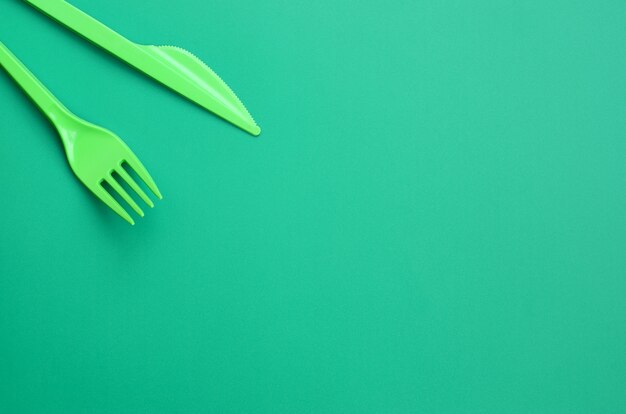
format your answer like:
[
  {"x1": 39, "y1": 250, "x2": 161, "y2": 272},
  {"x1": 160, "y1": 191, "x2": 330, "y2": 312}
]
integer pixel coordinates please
[
  {"x1": 0, "y1": 41, "x2": 74, "y2": 126},
  {"x1": 24, "y1": 0, "x2": 143, "y2": 62}
]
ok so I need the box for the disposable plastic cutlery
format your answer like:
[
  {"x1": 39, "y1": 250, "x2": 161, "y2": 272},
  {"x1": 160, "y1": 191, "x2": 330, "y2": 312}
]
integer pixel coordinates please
[
  {"x1": 0, "y1": 41, "x2": 161, "y2": 225},
  {"x1": 24, "y1": 0, "x2": 261, "y2": 136}
]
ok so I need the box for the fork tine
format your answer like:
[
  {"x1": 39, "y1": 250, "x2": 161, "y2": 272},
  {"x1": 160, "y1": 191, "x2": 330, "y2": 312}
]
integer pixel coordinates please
[
  {"x1": 124, "y1": 156, "x2": 163, "y2": 200},
  {"x1": 106, "y1": 176, "x2": 144, "y2": 217},
  {"x1": 116, "y1": 167, "x2": 154, "y2": 208},
  {"x1": 93, "y1": 183, "x2": 135, "y2": 225}
]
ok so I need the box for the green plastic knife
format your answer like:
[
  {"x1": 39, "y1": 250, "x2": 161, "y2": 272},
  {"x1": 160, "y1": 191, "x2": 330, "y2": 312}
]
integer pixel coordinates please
[{"x1": 24, "y1": 0, "x2": 261, "y2": 136}]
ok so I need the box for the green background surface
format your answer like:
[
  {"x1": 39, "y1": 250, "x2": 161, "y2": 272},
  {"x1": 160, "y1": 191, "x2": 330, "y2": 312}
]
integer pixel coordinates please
[{"x1": 1, "y1": 0, "x2": 625, "y2": 412}]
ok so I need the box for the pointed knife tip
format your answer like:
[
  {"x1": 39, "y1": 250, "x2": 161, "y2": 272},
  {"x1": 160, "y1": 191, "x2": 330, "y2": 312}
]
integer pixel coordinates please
[{"x1": 249, "y1": 125, "x2": 261, "y2": 137}]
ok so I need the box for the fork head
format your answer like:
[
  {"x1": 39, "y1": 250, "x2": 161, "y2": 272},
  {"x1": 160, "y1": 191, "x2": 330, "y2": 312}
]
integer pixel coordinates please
[{"x1": 61, "y1": 120, "x2": 162, "y2": 225}]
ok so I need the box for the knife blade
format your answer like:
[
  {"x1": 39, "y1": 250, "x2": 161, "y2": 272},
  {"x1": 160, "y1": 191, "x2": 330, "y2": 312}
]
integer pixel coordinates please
[{"x1": 24, "y1": 0, "x2": 261, "y2": 136}]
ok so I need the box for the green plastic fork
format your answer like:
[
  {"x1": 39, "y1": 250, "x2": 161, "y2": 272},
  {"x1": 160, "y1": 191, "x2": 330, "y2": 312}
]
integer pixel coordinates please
[{"x1": 0, "y1": 41, "x2": 162, "y2": 225}]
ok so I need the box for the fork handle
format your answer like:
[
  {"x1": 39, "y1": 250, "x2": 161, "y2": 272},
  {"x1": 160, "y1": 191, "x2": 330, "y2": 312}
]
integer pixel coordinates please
[{"x1": 0, "y1": 41, "x2": 74, "y2": 128}]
